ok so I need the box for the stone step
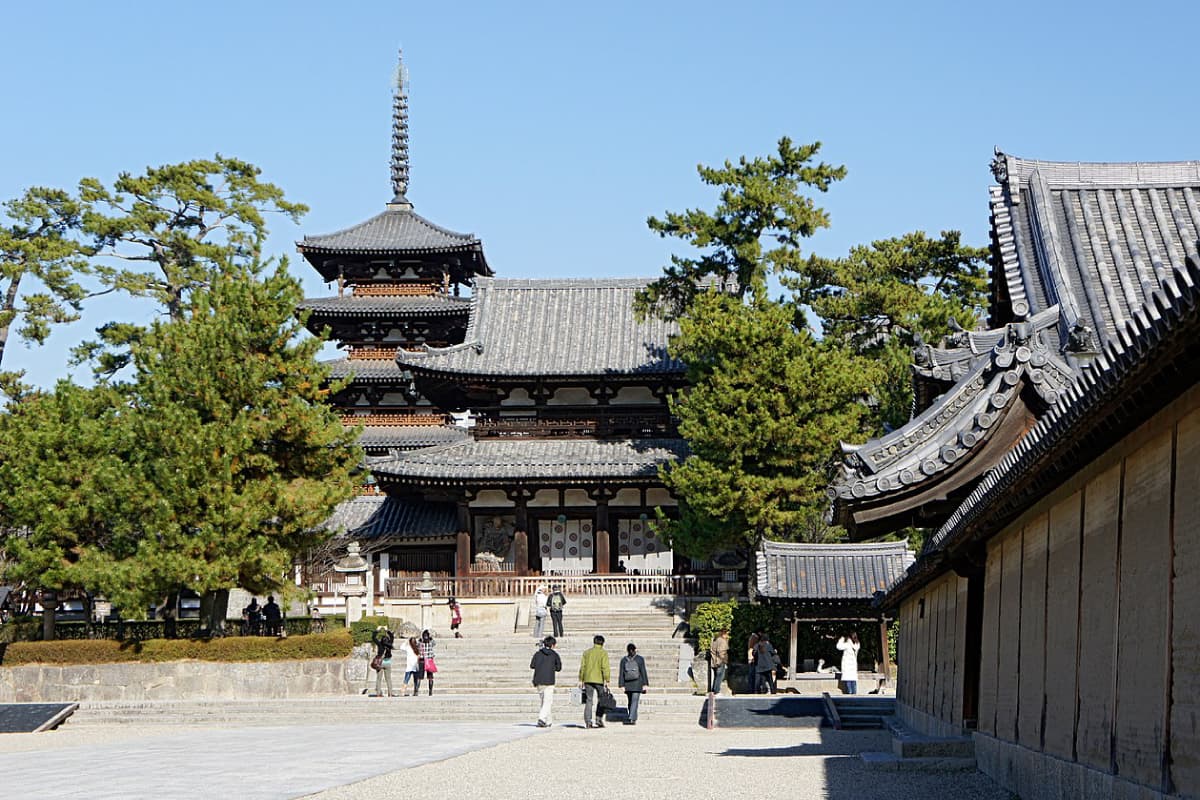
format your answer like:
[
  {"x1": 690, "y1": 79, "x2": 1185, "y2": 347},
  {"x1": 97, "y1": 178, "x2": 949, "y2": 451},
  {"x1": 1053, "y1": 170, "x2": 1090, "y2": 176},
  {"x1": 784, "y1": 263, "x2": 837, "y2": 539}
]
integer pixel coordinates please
[
  {"x1": 69, "y1": 695, "x2": 706, "y2": 727},
  {"x1": 883, "y1": 716, "x2": 976, "y2": 759},
  {"x1": 860, "y1": 752, "x2": 977, "y2": 772}
]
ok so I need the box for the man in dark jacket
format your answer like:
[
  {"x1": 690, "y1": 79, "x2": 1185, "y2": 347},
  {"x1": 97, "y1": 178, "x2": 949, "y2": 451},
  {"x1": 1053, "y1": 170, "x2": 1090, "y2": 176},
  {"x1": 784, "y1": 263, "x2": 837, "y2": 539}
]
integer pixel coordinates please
[{"x1": 530, "y1": 636, "x2": 562, "y2": 727}]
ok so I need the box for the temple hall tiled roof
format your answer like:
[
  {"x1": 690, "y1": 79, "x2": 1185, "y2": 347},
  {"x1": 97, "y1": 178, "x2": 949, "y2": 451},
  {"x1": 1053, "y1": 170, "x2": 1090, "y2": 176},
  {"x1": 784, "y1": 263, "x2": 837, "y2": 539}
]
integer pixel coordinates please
[
  {"x1": 323, "y1": 495, "x2": 457, "y2": 541},
  {"x1": 370, "y1": 438, "x2": 687, "y2": 483},
  {"x1": 395, "y1": 278, "x2": 685, "y2": 378},
  {"x1": 755, "y1": 540, "x2": 915, "y2": 601},
  {"x1": 299, "y1": 294, "x2": 471, "y2": 318}
]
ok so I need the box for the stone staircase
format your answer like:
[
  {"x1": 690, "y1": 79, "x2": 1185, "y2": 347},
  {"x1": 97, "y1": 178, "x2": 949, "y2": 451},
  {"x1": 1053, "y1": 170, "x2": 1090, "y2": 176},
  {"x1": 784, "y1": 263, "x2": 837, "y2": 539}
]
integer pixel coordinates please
[
  {"x1": 826, "y1": 694, "x2": 896, "y2": 729},
  {"x1": 860, "y1": 715, "x2": 977, "y2": 771},
  {"x1": 406, "y1": 603, "x2": 696, "y2": 694}
]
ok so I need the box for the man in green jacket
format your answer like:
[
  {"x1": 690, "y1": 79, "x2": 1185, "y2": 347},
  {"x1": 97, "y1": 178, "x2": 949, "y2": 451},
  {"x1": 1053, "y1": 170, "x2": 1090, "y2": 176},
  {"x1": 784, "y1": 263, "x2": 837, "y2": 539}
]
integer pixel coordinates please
[{"x1": 578, "y1": 634, "x2": 611, "y2": 728}]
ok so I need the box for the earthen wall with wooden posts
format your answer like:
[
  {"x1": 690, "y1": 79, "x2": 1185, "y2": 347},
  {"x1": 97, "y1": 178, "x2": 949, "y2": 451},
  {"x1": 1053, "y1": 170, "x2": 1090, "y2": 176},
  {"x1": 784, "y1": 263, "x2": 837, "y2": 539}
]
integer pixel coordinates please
[{"x1": 897, "y1": 384, "x2": 1200, "y2": 799}]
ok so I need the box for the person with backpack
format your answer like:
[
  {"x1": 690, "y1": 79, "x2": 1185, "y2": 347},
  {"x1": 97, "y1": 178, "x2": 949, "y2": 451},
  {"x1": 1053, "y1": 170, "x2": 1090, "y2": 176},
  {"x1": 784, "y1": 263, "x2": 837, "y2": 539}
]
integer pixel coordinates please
[
  {"x1": 530, "y1": 635, "x2": 562, "y2": 727},
  {"x1": 617, "y1": 642, "x2": 649, "y2": 725},
  {"x1": 753, "y1": 633, "x2": 780, "y2": 695},
  {"x1": 547, "y1": 586, "x2": 566, "y2": 638}
]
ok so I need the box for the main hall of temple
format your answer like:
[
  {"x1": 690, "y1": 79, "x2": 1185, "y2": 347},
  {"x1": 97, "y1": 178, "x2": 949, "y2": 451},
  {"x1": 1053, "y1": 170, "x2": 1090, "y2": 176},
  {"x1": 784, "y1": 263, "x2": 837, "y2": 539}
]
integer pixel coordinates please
[{"x1": 296, "y1": 55, "x2": 692, "y2": 599}]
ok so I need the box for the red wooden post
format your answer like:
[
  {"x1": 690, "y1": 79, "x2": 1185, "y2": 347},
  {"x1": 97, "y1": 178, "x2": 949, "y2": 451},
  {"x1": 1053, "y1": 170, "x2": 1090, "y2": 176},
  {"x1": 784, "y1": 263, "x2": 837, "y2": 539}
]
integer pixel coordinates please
[
  {"x1": 594, "y1": 529, "x2": 611, "y2": 574},
  {"x1": 455, "y1": 531, "x2": 471, "y2": 578}
]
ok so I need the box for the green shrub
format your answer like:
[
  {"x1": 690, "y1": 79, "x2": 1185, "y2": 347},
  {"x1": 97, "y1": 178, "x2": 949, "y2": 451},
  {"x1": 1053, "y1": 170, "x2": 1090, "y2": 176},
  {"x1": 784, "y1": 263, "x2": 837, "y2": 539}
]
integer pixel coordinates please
[
  {"x1": 350, "y1": 615, "x2": 395, "y2": 645},
  {"x1": 691, "y1": 599, "x2": 736, "y2": 652},
  {"x1": 2, "y1": 630, "x2": 353, "y2": 665}
]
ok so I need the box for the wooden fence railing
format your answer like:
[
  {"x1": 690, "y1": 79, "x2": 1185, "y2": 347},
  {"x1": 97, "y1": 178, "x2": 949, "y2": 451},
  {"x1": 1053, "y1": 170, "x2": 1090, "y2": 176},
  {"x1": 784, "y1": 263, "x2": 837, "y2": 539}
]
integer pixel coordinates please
[{"x1": 383, "y1": 574, "x2": 721, "y2": 599}]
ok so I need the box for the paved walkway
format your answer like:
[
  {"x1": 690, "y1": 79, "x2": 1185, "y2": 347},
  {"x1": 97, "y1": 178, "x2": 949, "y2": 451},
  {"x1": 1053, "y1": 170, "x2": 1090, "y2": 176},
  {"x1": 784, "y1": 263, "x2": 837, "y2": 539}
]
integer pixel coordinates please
[
  {"x1": 0, "y1": 721, "x2": 536, "y2": 800},
  {"x1": 0, "y1": 715, "x2": 1017, "y2": 800}
]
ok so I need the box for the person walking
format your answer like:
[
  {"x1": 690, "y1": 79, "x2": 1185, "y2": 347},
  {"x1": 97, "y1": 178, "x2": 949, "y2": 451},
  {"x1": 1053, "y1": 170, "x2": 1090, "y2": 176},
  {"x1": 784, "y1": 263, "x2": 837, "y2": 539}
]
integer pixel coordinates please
[
  {"x1": 617, "y1": 642, "x2": 649, "y2": 725},
  {"x1": 532, "y1": 585, "x2": 549, "y2": 640},
  {"x1": 837, "y1": 632, "x2": 861, "y2": 694},
  {"x1": 371, "y1": 625, "x2": 396, "y2": 697},
  {"x1": 415, "y1": 629, "x2": 438, "y2": 695},
  {"x1": 709, "y1": 628, "x2": 730, "y2": 695},
  {"x1": 578, "y1": 634, "x2": 611, "y2": 728},
  {"x1": 547, "y1": 586, "x2": 566, "y2": 638},
  {"x1": 448, "y1": 597, "x2": 463, "y2": 638},
  {"x1": 754, "y1": 633, "x2": 780, "y2": 695},
  {"x1": 530, "y1": 635, "x2": 562, "y2": 727},
  {"x1": 402, "y1": 636, "x2": 421, "y2": 696}
]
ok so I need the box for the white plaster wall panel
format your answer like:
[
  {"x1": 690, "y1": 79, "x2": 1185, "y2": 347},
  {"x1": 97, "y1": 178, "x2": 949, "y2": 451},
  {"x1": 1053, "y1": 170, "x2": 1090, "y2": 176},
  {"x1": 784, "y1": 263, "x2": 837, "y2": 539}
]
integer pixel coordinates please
[
  {"x1": 1171, "y1": 406, "x2": 1200, "y2": 795},
  {"x1": 1043, "y1": 490, "x2": 1083, "y2": 760},
  {"x1": 1018, "y1": 514, "x2": 1048, "y2": 750},
  {"x1": 979, "y1": 537, "x2": 1003, "y2": 736},
  {"x1": 953, "y1": 573, "x2": 969, "y2": 728},
  {"x1": 528, "y1": 489, "x2": 560, "y2": 507},
  {"x1": 611, "y1": 386, "x2": 656, "y2": 405},
  {"x1": 1076, "y1": 463, "x2": 1121, "y2": 771},
  {"x1": 1114, "y1": 430, "x2": 1172, "y2": 787},
  {"x1": 562, "y1": 489, "x2": 595, "y2": 507},
  {"x1": 645, "y1": 488, "x2": 676, "y2": 507},
  {"x1": 610, "y1": 488, "x2": 642, "y2": 507},
  {"x1": 996, "y1": 529, "x2": 1023, "y2": 742},
  {"x1": 470, "y1": 489, "x2": 514, "y2": 508}
]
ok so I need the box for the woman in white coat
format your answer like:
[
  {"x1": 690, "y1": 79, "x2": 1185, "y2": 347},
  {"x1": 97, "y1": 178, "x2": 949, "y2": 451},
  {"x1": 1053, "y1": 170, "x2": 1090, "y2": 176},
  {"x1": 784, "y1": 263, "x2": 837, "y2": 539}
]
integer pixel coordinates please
[{"x1": 837, "y1": 632, "x2": 861, "y2": 694}]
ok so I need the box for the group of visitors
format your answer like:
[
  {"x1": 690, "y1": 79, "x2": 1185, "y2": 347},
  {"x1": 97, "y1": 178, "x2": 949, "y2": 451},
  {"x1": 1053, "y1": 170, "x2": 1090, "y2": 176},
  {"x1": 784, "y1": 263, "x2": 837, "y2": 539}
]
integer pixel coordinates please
[
  {"x1": 241, "y1": 595, "x2": 283, "y2": 636},
  {"x1": 706, "y1": 628, "x2": 862, "y2": 695},
  {"x1": 529, "y1": 633, "x2": 649, "y2": 728},
  {"x1": 370, "y1": 625, "x2": 439, "y2": 697}
]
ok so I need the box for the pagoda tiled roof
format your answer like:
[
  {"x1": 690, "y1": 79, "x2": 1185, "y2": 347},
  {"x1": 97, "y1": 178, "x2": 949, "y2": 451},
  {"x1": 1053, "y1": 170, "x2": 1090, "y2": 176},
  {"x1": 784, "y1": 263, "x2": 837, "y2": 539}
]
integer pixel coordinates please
[
  {"x1": 325, "y1": 358, "x2": 407, "y2": 383},
  {"x1": 395, "y1": 278, "x2": 685, "y2": 379},
  {"x1": 831, "y1": 152, "x2": 1200, "y2": 536},
  {"x1": 370, "y1": 438, "x2": 687, "y2": 483},
  {"x1": 299, "y1": 294, "x2": 471, "y2": 318},
  {"x1": 323, "y1": 494, "x2": 457, "y2": 541},
  {"x1": 298, "y1": 206, "x2": 488, "y2": 264},
  {"x1": 755, "y1": 540, "x2": 915, "y2": 602},
  {"x1": 355, "y1": 425, "x2": 468, "y2": 451}
]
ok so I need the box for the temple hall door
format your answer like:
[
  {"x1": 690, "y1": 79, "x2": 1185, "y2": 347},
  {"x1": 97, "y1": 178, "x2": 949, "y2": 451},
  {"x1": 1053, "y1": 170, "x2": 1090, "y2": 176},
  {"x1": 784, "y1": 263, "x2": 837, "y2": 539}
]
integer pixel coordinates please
[{"x1": 538, "y1": 519, "x2": 594, "y2": 574}]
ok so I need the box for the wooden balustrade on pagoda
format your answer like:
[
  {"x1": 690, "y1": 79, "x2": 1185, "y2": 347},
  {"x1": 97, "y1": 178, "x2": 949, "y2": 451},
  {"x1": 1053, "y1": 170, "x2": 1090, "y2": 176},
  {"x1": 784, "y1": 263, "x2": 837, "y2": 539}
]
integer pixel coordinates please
[
  {"x1": 347, "y1": 346, "x2": 400, "y2": 360},
  {"x1": 341, "y1": 413, "x2": 450, "y2": 427},
  {"x1": 352, "y1": 283, "x2": 440, "y2": 297}
]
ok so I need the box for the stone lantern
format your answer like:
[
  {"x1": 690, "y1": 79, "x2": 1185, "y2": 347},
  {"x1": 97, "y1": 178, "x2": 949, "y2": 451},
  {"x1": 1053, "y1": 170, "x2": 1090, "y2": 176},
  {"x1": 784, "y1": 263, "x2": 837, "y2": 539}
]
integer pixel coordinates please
[
  {"x1": 333, "y1": 541, "x2": 371, "y2": 627},
  {"x1": 416, "y1": 570, "x2": 437, "y2": 631}
]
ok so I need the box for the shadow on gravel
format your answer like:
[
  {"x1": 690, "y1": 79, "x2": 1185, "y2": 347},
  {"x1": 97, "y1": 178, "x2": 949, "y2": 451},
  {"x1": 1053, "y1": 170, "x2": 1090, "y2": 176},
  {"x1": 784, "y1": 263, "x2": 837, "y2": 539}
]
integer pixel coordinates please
[{"x1": 702, "y1": 696, "x2": 829, "y2": 728}]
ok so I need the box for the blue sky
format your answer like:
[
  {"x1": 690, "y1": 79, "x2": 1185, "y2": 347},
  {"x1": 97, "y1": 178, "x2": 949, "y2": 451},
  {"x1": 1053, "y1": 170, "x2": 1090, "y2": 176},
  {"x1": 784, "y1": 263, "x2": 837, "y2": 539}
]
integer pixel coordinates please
[{"x1": 3, "y1": 1, "x2": 1198, "y2": 387}]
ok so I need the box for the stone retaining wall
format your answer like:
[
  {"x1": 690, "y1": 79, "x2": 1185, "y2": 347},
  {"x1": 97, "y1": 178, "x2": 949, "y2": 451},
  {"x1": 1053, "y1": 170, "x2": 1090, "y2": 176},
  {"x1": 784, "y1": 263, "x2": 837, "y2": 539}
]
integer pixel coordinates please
[{"x1": 0, "y1": 657, "x2": 364, "y2": 703}]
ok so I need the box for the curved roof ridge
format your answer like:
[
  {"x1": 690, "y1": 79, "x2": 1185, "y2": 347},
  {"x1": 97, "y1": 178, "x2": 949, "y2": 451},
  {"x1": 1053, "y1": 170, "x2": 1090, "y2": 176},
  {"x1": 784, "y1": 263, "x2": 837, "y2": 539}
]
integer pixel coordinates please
[
  {"x1": 761, "y1": 539, "x2": 912, "y2": 553},
  {"x1": 998, "y1": 153, "x2": 1200, "y2": 187},
  {"x1": 486, "y1": 277, "x2": 658, "y2": 289}
]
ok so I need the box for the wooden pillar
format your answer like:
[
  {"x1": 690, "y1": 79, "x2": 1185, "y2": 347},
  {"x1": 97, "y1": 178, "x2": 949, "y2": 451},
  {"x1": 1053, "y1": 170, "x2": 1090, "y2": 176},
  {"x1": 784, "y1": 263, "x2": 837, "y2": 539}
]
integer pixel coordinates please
[
  {"x1": 595, "y1": 501, "x2": 610, "y2": 574},
  {"x1": 879, "y1": 618, "x2": 891, "y2": 687},
  {"x1": 513, "y1": 529, "x2": 529, "y2": 576},
  {"x1": 594, "y1": 529, "x2": 611, "y2": 575},
  {"x1": 789, "y1": 618, "x2": 799, "y2": 679},
  {"x1": 455, "y1": 531, "x2": 471, "y2": 578}
]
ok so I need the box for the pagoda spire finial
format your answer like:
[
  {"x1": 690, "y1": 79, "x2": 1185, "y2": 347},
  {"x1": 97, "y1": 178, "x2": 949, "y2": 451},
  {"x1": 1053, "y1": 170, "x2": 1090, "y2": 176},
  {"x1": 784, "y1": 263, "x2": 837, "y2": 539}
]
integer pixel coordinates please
[{"x1": 390, "y1": 48, "x2": 411, "y2": 207}]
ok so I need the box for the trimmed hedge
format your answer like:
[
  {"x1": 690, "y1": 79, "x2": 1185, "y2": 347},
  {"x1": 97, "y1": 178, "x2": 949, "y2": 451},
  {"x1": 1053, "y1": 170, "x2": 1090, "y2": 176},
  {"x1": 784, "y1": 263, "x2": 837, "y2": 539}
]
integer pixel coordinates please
[{"x1": 1, "y1": 630, "x2": 353, "y2": 666}]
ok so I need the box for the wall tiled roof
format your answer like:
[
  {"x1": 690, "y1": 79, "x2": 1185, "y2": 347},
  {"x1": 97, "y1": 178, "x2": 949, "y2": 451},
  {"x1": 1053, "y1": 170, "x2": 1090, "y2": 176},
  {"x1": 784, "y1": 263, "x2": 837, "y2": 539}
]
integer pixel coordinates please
[
  {"x1": 323, "y1": 495, "x2": 457, "y2": 541},
  {"x1": 755, "y1": 540, "x2": 915, "y2": 601},
  {"x1": 395, "y1": 278, "x2": 685, "y2": 378},
  {"x1": 370, "y1": 438, "x2": 687, "y2": 483}
]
